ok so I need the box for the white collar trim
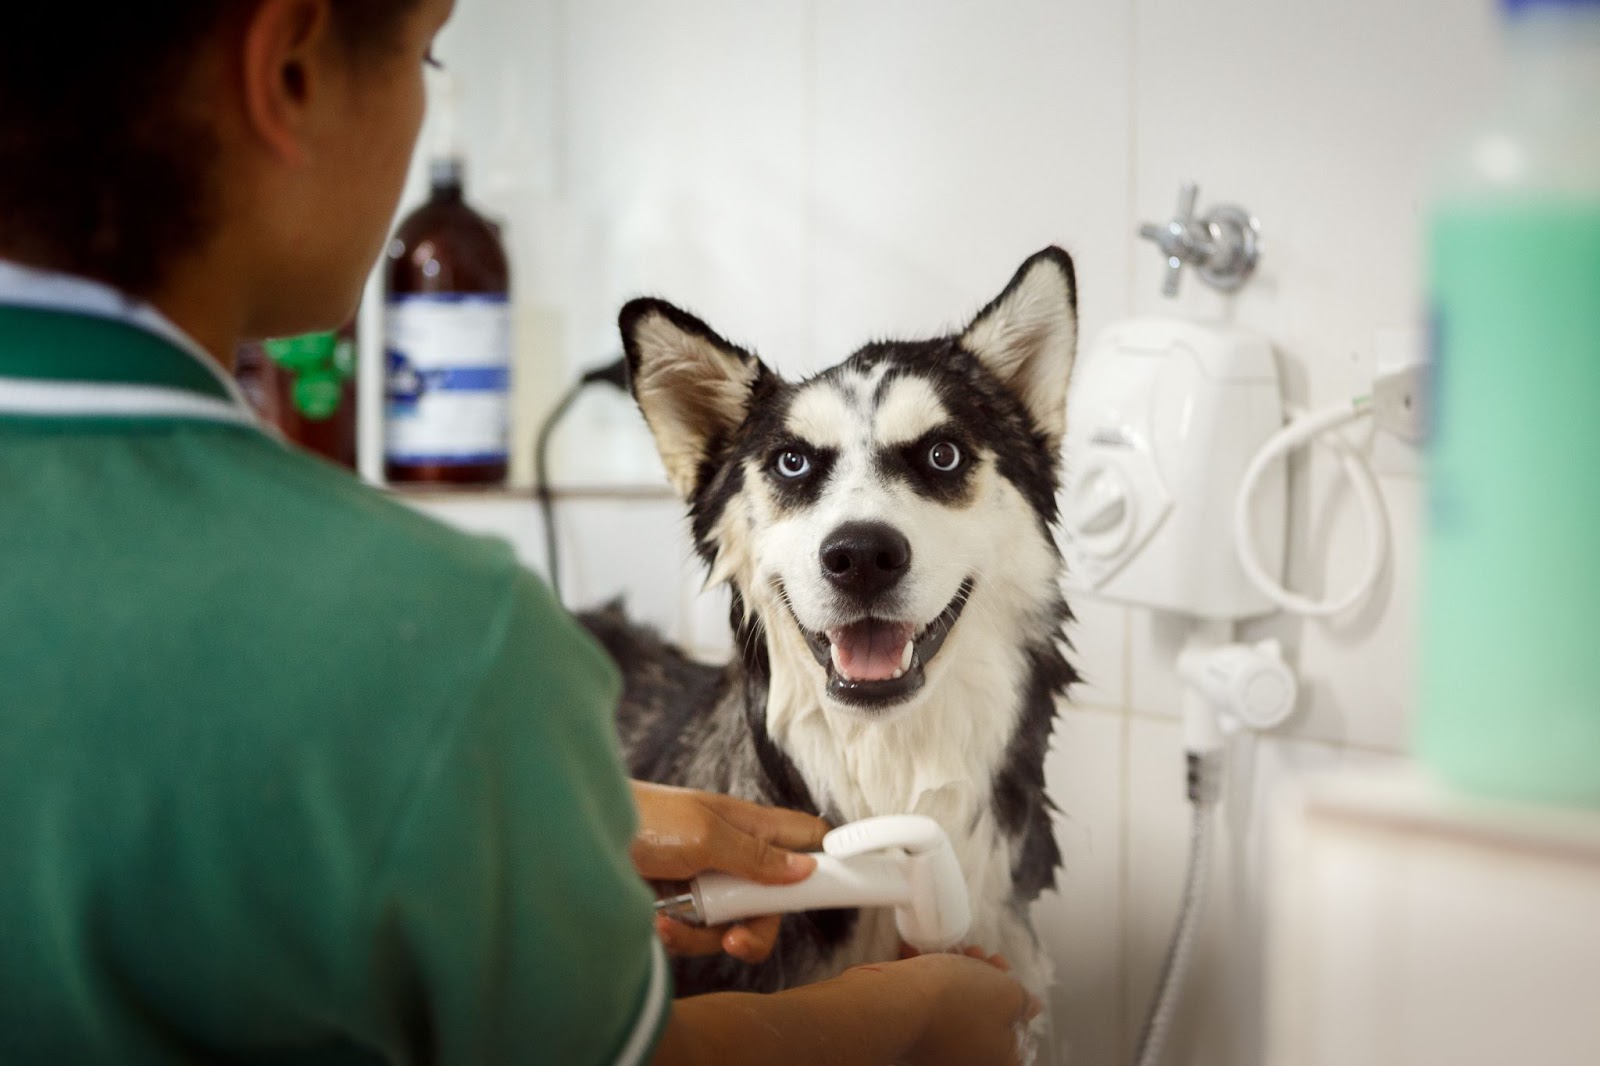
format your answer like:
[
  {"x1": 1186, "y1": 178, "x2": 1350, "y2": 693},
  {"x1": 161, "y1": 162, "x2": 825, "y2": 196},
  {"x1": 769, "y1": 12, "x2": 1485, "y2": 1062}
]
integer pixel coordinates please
[{"x1": 0, "y1": 259, "x2": 261, "y2": 427}]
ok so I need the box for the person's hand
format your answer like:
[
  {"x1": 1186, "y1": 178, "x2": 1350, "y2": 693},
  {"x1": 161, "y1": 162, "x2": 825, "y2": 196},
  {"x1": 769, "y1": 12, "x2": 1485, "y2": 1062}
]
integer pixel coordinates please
[
  {"x1": 630, "y1": 781, "x2": 829, "y2": 963},
  {"x1": 844, "y1": 950, "x2": 1040, "y2": 1066}
]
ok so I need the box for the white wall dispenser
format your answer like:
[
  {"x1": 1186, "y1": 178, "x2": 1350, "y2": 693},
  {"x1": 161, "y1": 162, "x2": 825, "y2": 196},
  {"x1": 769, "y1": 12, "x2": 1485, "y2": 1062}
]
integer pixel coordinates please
[
  {"x1": 1065, "y1": 183, "x2": 1408, "y2": 1066},
  {"x1": 1061, "y1": 316, "x2": 1286, "y2": 621}
]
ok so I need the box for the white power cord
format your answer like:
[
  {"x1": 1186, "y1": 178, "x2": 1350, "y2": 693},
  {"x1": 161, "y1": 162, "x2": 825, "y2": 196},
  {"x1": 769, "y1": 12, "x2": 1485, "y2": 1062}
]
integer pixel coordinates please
[{"x1": 1233, "y1": 398, "x2": 1390, "y2": 618}]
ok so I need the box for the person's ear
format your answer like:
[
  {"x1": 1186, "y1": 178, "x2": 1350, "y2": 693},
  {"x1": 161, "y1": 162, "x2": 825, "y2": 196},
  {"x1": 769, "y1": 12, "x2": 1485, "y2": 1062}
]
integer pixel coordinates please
[{"x1": 240, "y1": 0, "x2": 335, "y2": 165}]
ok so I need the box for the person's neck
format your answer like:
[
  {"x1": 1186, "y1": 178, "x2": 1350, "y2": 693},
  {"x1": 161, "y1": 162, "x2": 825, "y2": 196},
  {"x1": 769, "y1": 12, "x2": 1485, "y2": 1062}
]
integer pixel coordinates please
[{"x1": 146, "y1": 254, "x2": 250, "y2": 373}]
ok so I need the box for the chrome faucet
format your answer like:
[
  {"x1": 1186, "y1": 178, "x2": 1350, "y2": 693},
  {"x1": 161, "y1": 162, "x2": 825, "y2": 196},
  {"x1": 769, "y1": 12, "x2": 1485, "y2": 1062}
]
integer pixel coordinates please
[{"x1": 1138, "y1": 182, "x2": 1262, "y2": 297}]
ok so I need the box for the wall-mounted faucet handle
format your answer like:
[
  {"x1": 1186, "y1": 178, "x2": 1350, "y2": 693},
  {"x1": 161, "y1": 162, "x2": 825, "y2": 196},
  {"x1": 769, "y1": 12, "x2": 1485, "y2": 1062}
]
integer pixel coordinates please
[
  {"x1": 1138, "y1": 182, "x2": 1262, "y2": 298},
  {"x1": 1138, "y1": 182, "x2": 1200, "y2": 297}
]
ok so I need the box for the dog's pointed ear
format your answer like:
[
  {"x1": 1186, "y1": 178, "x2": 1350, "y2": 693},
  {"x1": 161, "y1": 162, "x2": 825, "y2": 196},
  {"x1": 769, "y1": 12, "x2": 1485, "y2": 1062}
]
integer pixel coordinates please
[
  {"x1": 620, "y1": 298, "x2": 766, "y2": 498},
  {"x1": 959, "y1": 247, "x2": 1078, "y2": 447}
]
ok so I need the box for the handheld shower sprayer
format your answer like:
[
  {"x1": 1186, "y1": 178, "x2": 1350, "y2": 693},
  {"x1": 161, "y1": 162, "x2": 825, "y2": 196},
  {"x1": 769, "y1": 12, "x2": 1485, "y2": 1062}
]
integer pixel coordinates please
[{"x1": 654, "y1": 814, "x2": 972, "y2": 954}]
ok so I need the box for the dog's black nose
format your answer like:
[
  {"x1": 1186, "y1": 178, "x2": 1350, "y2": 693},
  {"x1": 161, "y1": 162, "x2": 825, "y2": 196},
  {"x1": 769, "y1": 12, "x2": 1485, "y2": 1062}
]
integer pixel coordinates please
[{"x1": 819, "y1": 522, "x2": 911, "y2": 598}]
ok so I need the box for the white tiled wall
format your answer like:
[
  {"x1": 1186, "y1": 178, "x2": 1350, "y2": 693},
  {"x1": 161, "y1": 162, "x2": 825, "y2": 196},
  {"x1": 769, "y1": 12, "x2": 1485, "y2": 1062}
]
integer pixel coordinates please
[
  {"x1": 415, "y1": 2, "x2": 1503, "y2": 1062},
  {"x1": 808, "y1": 0, "x2": 1134, "y2": 367}
]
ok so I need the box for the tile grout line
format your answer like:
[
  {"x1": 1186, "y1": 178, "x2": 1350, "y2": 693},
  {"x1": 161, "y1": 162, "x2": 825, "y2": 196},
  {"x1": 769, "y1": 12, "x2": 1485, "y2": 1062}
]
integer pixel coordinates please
[
  {"x1": 1336, "y1": 735, "x2": 1416, "y2": 759},
  {"x1": 802, "y1": 0, "x2": 819, "y2": 368},
  {"x1": 1121, "y1": 607, "x2": 1134, "y2": 715},
  {"x1": 1124, "y1": 0, "x2": 1142, "y2": 321},
  {"x1": 1067, "y1": 700, "x2": 1129, "y2": 719},
  {"x1": 1118, "y1": 705, "x2": 1413, "y2": 760},
  {"x1": 1118, "y1": 0, "x2": 1140, "y2": 1054},
  {"x1": 1116, "y1": 702, "x2": 1133, "y2": 1065}
]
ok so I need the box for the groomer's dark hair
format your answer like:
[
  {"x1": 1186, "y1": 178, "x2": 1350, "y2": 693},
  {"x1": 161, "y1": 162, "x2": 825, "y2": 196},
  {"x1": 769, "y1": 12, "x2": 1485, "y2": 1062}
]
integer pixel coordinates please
[{"x1": 0, "y1": 2, "x2": 421, "y2": 297}]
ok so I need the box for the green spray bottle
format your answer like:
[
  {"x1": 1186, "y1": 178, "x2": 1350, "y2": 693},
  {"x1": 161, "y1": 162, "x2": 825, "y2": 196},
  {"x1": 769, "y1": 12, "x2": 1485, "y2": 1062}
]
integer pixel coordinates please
[{"x1": 1421, "y1": 0, "x2": 1600, "y2": 804}]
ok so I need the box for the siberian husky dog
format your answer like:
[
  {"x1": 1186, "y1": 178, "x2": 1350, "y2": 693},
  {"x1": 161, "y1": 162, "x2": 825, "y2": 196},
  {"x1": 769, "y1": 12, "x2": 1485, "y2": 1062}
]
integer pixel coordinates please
[{"x1": 584, "y1": 247, "x2": 1080, "y2": 1002}]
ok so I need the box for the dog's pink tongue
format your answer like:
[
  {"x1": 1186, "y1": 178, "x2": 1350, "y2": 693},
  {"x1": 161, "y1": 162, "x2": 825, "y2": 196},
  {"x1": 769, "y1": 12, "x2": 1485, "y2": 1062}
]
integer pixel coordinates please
[{"x1": 828, "y1": 621, "x2": 914, "y2": 681}]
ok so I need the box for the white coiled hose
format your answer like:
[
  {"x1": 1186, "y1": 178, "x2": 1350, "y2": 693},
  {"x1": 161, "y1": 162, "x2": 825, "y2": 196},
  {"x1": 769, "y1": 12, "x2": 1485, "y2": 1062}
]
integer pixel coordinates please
[{"x1": 1233, "y1": 399, "x2": 1390, "y2": 618}]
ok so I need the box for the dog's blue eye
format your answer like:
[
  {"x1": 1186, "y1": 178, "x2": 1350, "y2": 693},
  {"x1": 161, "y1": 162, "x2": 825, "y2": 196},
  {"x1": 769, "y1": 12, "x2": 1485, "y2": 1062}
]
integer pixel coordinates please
[
  {"x1": 774, "y1": 450, "x2": 812, "y2": 479},
  {"x1": 928, "y1": 441, "x2": 962, "y2": 472}
]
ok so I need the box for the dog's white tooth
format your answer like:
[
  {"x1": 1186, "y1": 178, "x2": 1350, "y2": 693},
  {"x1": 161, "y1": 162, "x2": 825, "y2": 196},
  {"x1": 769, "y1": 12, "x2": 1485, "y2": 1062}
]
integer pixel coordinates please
[
  {"x1": 830, "y1": 642, "x2": 847, "y2": 677},
  {"x1": 900, "y1": 640, "x2": 914, "y2": 672},
  {"x1": 891, "y1": 667, "x2": 904, "y2": 680}
]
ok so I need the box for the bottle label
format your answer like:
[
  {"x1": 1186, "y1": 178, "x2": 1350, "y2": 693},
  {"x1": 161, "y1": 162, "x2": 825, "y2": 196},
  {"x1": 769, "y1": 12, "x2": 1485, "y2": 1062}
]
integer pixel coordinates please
[{"x1": 384, "y1": 294, "x2": 511, "y2": 465}]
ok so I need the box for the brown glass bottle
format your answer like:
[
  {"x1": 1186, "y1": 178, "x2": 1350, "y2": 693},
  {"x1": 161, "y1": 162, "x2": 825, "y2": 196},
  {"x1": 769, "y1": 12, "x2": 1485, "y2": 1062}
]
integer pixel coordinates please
[{"x1": 383, "y1": 156, "x2": 512, "y2": 486}]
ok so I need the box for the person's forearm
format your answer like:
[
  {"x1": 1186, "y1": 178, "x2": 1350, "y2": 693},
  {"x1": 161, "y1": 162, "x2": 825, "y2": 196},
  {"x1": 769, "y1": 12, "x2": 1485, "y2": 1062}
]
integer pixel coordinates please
[{"x1": 649, "y1": 964, "x2": 926, "y2": 1066}]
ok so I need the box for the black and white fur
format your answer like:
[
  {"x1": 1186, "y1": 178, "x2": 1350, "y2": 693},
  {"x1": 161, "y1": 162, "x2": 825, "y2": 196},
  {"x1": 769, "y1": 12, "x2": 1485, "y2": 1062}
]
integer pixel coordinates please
[{"x1": 585, "y1": 247, "x2": 1080, "y2": 1002}]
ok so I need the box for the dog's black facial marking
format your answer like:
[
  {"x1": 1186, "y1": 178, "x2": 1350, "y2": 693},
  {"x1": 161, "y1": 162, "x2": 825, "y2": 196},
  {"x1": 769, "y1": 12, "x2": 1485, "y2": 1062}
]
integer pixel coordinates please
[
  {"x1": 843, "y1": 339, "x2": 941, "y2": 384},
  {"x1": 762, "y1": 438, "x2": 838, "y2": 511},
  {"x1": 837, "y1": 339, "x2": 1062, "y2": 534},
  {"x1": 923, "y1": 343, "x2": 1061, "y2": 533},
  {"x1": 688, "y1": 456, "x2": 744, "y2": 570},
  {"x1": 878, "y1": 426, "x2": 980, "y2": 507},
  {"x1": 688, "y1": 376, "x2": 848, "y2": 522},
  {"x1": 684, "y1": 371, "x2": 793, "y2": 568}
]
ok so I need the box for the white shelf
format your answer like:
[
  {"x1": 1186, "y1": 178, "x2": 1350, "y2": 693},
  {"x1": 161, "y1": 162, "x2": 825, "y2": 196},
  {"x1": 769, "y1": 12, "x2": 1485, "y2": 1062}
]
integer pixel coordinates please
[{"x1": 1266, "y1": 768, "x2": 1600, "y2": 1066}]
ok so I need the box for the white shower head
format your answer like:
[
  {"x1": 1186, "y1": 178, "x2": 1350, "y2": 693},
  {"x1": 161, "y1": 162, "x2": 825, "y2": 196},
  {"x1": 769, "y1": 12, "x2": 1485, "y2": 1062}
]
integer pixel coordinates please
[{"x1": 660, "y1": 814, "x2": 972, "y2": 954}]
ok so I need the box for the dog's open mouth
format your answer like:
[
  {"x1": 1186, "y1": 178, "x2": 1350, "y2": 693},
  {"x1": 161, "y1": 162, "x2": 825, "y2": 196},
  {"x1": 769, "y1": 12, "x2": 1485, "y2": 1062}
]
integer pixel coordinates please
[{"x1": 793, "y1": 579, "x2": 975, "y2": 709}]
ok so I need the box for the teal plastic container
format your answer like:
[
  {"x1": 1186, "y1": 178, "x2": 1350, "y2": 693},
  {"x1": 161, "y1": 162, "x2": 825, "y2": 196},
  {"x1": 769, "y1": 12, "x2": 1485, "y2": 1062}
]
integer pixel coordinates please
[{"x1": 1420, "y1": 0, "x2": 1600, "y2": 805}]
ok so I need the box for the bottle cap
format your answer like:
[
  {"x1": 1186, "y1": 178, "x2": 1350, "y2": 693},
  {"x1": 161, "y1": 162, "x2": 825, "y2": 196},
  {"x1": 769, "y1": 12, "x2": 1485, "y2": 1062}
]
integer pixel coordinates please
[
  {"x1": 263, "y1": 331, "x2": 338, "y2": 372},
  {"x1": 430, "y1": 155, "x2": 465, "y2": 192},
  {"x1": 262, "y1": 331, "x2": 348, "y2": 419},
  {"x1": 426, "y1": 68, "x2": 466, "y2": 190}
]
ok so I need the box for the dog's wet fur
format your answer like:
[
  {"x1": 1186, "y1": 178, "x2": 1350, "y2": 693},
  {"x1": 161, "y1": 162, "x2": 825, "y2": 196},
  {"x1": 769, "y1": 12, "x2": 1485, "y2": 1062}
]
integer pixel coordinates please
[{"x1": 584, "y1": 247, "x2": 1081, "y2": 1000}]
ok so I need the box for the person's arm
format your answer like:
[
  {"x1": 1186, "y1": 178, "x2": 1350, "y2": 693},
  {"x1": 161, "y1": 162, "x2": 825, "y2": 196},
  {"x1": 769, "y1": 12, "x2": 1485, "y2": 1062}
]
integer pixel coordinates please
[
  {"x1": 626, "y1": 783, "x2": 1039, "y2": 1064},
  {"x1": 624, "y1": 777, "x2": 1036, "y2": 1056},
  {"x1": 652, "y1": 951, "x2": 1038, "y2": 1066}
]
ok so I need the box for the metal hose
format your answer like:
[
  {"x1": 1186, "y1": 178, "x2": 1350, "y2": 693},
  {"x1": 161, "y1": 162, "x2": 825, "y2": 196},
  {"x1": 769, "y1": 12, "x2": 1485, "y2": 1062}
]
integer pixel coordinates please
[{"x1": 1134, "y1": 752, "x2": 1223, "y2": 1066}]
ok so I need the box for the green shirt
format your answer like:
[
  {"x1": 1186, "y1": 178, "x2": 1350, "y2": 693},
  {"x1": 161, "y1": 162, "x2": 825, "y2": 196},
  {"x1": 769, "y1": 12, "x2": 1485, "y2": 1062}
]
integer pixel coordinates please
[{"x1": 0, "y1": 284, "x2": 668, "y2": 1064}]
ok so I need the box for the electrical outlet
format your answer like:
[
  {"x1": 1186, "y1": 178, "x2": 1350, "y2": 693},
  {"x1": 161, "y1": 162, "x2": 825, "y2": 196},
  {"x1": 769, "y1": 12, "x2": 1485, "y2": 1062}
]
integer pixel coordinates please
[
  {"x1": 1370, "y1": 327, "x2": 1427, "y2": 477},
  {"x1": 1374, "y1": 363, "x2": 1427, "y2": 441}
]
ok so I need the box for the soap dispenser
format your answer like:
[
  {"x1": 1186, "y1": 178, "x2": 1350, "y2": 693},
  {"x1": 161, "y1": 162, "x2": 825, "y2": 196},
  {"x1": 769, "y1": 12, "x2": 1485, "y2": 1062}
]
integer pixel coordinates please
[{"x1": 1419, "y1": 0, "x2": 1600, "y2": 806}]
